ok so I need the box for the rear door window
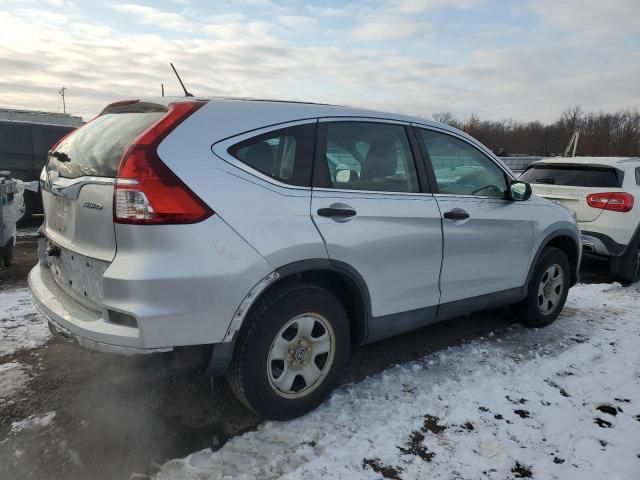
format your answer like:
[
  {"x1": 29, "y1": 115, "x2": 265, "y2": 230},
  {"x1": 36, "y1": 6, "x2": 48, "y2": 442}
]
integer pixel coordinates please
[
  {"x1": 229, "y1": 123, "x2": 316, "y2": 187},
  {"x1": 47, "y1": 112, "x2": 164, "y2": 179},
  {"x1": 320, "y1": 122, "x2": 419, "y2": 193},
  {"x1": 520, "y1": 166, "x2": 622, "y2": 187}
]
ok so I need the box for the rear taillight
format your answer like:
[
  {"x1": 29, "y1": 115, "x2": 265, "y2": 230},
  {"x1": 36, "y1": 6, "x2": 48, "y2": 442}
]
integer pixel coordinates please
[
  {"x1": 586, "y1": 192, "x2": 634, "y2": 213},
  {"x1": 114, "y1": 101, "x2": 213, "y2": 224}
]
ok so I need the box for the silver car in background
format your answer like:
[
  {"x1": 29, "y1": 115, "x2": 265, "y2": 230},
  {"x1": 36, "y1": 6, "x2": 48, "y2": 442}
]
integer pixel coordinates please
[{"x1": 29, "y1": 97, "x2": 581, "y2": 419}]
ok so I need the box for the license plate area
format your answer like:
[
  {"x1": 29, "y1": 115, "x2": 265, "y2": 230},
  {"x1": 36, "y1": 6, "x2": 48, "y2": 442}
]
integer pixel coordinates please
[
  {"x1": 45, "y1": 239, "x2": 109, "y2": 312},
  {"x1": 48, "y1": 196, "x2": 74, "y2": 236}
]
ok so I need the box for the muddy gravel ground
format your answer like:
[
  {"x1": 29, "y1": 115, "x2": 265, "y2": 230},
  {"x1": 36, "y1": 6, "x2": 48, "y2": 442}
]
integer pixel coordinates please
[{"x1": 0, "y1": 228, "x2": 614, "y2": 480}]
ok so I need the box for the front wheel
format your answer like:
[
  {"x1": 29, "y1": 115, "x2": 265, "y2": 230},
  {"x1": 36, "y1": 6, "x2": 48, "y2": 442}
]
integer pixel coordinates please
[
  {"x1": 226, "y1": 282, "x2": 350, "y2": 420},
  {"x1": 517, "y1": 247, "x2": 570, "y2": 328}
]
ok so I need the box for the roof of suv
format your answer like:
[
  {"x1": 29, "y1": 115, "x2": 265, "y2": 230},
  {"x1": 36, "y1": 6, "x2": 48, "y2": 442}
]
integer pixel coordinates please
[
  {"x1": 140, "y1": 96, "x2": 501, "y2": 162},
  {"x1": 532, "y1": 157, "x2": 640, "y2": 167},
  {"x1": 139, "y1": 95, "x2": 455, "y2": 131}
]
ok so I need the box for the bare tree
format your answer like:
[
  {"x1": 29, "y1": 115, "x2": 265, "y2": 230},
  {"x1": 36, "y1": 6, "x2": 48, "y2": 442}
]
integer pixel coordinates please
[
  {"x1": 432, "y1": 112, "x2": 457, "y2": 126},
  {"x1": 429, "y1": 107, "x2": 640, "y2": 156}
]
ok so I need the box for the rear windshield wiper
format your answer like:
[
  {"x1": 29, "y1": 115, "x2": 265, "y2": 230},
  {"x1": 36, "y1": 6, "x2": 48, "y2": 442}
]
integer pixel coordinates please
[
  {"x1": 51, "y1": 151, "x2": 71, "y2": 163},
  {"x1": 535, "y1": 177, "x2": 555, "y2": 184}
]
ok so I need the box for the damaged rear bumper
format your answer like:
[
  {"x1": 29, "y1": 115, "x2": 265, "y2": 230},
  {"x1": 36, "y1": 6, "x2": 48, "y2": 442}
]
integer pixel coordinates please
[
  {"x1": 29, "y1": 263, "x2": 171, "y2": 355},
  {"x1": 45, "y1": 313, "x2": 171, "y2": 355}
]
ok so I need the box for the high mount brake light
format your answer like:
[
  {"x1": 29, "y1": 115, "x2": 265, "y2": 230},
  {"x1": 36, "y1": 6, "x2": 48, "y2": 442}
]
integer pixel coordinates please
[
  {"x1": 586, "y1": 192, "x2": 634, "y2": 213},
  {"x1": 114, "y1": 101, "x2": 214, "y2": 225}
]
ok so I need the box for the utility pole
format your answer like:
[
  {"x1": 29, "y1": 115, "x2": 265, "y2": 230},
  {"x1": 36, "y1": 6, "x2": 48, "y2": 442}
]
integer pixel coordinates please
[
  {"x1": 563, "y1": 129, "x2": 580, "y2": 157},
  {"x1": 59, "y1": 87, "x2": 66, "y2": 114},
  {"x1": 161, "y1": 83, "x2": 165, "y2": 97},
  {"x1": 543, "y1": 128, "x2": 549, "y2": 157}
]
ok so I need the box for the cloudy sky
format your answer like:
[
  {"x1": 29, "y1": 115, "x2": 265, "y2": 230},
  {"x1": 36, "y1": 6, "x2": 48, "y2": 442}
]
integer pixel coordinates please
[{"x1": 1, "y1": 0, "x2": 638, "y2": 122}]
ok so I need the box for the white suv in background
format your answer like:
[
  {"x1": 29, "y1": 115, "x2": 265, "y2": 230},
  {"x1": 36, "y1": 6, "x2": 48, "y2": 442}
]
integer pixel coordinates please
[{"x1": 521, "y1": 157, "x2": 640, "y2": 282}]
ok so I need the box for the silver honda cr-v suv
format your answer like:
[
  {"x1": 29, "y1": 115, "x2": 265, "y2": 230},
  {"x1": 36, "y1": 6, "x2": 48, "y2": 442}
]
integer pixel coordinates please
[{"x1": 29, "y1": 97, "x2": 581, "y2": 419}]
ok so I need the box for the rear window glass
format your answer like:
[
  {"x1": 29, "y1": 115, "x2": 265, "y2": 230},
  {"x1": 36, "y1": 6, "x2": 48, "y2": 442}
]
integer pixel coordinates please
[
  {"x1": 47, "y1": 112, "x2": 163, "y2": 179},
  {"x1": 520, "y1": 166, "x2": 622, "y2": 188},
  {"x1": 229, "y1": 123, "x2": 316, "y2": 187}
]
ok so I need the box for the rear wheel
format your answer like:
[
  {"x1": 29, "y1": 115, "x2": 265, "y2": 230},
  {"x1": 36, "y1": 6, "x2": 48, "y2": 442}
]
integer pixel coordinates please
[
  {"x1": 517, "y1": 247, "x2": 570, "y2": 328},
  {"x1": 226, "y1": 282, "x2": 350, "y2": 420},
  {"x1": 609, "y1": 235, "x2": 640, "y2": 283}
]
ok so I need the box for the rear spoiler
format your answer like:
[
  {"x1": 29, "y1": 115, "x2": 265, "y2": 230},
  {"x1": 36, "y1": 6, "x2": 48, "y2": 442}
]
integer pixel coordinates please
[
  {"x1": 529, "y1": 162, "x2": 620, "y2": 170},
  {"x1": 99, "y1": 100, "x2": 168, "y2": 116},
  {"x1": 526, "y1": 162, "x2": 625, "y2": 184}
]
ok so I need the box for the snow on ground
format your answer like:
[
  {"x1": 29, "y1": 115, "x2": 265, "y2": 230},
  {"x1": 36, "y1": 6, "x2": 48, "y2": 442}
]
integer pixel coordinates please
[
  {"x1": 158, "y1": 283, "x2": 640, "y2": 480},
  {"x1": 0, "y1": 362, "x2": 30, "y2": 405},
  {"x1": 0, "y1": 287, "x2": 50, "y2": 357},
  {"x1": 10, "y1": 411, "x2": 56, "y2": 434}
]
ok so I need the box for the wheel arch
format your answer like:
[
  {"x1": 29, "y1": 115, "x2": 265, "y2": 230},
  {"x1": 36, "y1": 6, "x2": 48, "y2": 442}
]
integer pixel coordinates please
[
  {"x1": 231, "y1": 259, "x2": 370, "y2": 347},
  {"x1": 207, "y1": 259, "x2": 370, "y2": 377},
  {"x1": 527, "y1": 230, "x2": 581, "y2": 288},
  {"x1": 272, "y1": 260, "x2": 370, "y2": 345}
]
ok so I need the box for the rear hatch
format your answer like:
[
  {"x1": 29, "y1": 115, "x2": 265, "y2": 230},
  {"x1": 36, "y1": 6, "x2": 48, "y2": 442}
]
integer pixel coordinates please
[
  {"x1": 41, "y1": 102, "x2": 167, "y2": 307},
  {"x1": 520, "y1": 163, "x2": 624, "y2": 222}
]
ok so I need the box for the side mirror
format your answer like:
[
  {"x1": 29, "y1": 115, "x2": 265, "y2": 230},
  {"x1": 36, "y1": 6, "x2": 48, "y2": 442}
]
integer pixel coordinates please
[{"x1": 509, "y1": 181, "x2": 532, "y2": 201}]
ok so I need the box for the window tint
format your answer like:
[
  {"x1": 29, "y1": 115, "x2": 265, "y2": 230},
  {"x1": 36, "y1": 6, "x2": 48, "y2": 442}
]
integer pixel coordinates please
[
  {"x1": 229, "y1": 123, "x2": 316, "y2": 187},
  {"x1": 520, "y1": 166, "x2": 622, "y2": 188},
  {"x1": 323, "y1": 122, "x2": 419, "y2": 193},
  {"x1": 420, "y1": 129, "x2": 507, "y2": 198},
  {"x1": 0, "y1": 123, "x2": 33, "y2": 155}
]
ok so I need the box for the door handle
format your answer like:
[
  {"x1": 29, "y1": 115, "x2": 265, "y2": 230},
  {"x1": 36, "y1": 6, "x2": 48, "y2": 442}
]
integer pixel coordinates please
[
  {"x1": 317, "y1": 207, "x2": 357, "y2": 218},
  {"x1": 443, "y1": 209, "x2": 470, "y2": 220}
]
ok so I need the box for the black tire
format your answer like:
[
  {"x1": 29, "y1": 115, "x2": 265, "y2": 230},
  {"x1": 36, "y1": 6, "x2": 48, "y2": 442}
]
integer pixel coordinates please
[
  {"x1": 517, "y1": 247, "x2": 570, "y2": 328},
  {"x1": 609, "y1": 235, "x2": 640, "y2": 283},
  {"x1": 226, "y1": 282, "x2": 350, "y2": 420}
]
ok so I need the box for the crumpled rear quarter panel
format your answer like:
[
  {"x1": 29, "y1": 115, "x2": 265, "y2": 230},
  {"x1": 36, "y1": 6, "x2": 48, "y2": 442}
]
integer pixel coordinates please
[{"x1": 105, "y1": 216, "x2": 272, "y2": 348}]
